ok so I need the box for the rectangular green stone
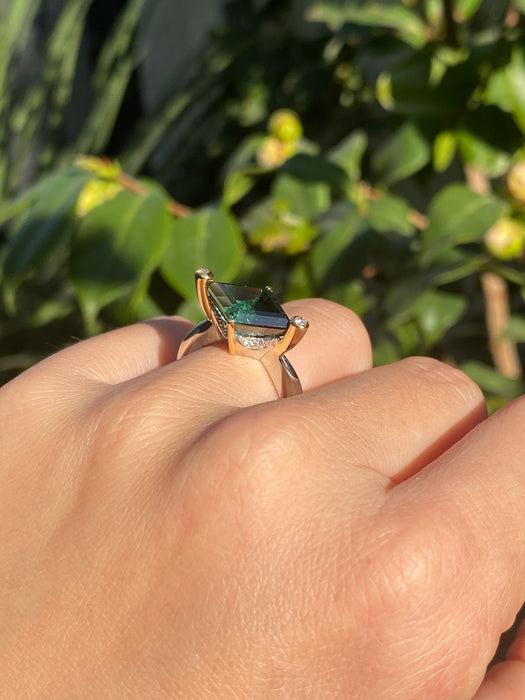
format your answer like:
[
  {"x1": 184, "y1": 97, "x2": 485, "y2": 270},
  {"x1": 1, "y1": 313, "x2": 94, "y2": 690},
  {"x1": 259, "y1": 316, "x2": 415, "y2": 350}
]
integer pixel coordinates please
[{"x1": 207, "y1": 281, "x2": 289, "y2": 341}]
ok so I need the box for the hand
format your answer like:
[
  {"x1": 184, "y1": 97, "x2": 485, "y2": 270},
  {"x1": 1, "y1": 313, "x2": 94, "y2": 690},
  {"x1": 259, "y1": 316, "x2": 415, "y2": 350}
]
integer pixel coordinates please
[{"x1": 0, "y1": 299, "x2": 523, "y2": 698}]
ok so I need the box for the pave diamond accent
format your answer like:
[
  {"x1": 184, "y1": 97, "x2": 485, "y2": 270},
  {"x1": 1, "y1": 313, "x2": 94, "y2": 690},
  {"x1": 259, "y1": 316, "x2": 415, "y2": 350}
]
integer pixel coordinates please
[
  {"x1": 236, "y1": 334, "x2": 280, "y2": 350},
  {"x1": 207, "y1": 281, "x2": 289, "y2": 349}
]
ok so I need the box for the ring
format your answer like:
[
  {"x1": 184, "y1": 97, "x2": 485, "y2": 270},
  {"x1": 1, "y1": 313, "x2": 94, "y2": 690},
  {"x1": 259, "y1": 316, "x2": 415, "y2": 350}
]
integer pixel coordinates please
[{"x1": 177, "y1": 268, "x2": 309, "y2": 398}]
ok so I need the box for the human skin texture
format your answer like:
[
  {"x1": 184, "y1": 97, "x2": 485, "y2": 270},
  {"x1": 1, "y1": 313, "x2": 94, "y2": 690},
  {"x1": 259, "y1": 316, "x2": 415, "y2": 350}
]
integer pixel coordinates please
[{"x1": 0, "y1": 298, "x2": 524, "y2": 698}]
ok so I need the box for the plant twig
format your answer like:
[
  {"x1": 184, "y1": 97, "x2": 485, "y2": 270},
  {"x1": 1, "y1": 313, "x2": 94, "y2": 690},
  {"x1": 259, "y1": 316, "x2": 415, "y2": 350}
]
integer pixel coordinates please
[
  {"x1": 480, "y1": 271, "x2": 522, "y2": 379},
  {"x1": 464, "y1": 165, "x2": 522, "y2": 379}
]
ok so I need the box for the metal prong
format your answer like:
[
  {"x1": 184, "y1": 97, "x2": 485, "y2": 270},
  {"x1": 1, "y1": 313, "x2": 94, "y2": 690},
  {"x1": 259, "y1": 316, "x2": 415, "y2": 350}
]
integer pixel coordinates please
[
  {"x1": 270, "y1": 315, "x2": 309, "y2": 355},
  {"x1": 227, "y1": 320, "x2": 237, "y2": 354},
  {"x1": 264, "y1": 285, "x2": 274, "y2": 295},
  {"x1": 195, "y1": 268, "x2": 213, "y2": 319},
  {"x1": 287, "y1": 316, "x2": 309, "y2": 351}
]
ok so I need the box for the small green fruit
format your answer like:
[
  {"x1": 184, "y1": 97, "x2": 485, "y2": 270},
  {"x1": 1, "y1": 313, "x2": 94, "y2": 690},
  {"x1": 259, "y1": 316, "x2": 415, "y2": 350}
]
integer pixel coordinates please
[
  {"x1": 256, "y1": 136, "x2": 297, "y2": 169},
  {"x1": 507, "y1": 162, "x2": 525, "y2": 205},
  {"x1": 268, "y1": 109, "x2": 303, "y2": 143},
  {"x1": 484, "y1": 217, "x2": 525, "y2": 260}
]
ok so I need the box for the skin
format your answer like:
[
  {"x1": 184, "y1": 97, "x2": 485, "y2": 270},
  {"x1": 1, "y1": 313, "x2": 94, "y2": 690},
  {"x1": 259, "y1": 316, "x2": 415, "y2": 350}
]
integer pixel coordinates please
[{"x1": 0, "y1": 297, "x2": 524, "y2": 698}]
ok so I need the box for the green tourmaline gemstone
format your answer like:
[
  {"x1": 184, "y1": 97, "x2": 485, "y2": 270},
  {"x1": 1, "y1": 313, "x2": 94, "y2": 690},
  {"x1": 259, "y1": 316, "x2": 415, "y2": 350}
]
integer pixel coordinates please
[
  {"x1": 207, "y1": 281, "x2": 289, "y2": 343},
  {"x1": 223, "y1": 298, "x2": 258, "y2": 324}
]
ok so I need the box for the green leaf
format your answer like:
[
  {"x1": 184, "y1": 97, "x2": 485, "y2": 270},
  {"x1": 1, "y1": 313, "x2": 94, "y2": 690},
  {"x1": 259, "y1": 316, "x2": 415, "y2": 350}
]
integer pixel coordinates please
[
  {"x1": 372, "y1": 122, "x2": 430, "y2": 185},
  {"x1": 70, "y1": 190, "x2": 172, "y2": 327},
  {"x1": 410, "y1": 289, "x2": 467, "y2": 347},
  {"x1": 456, "y1": 107, "x2": 519, "y2": 177},
  {"x1": 285, "y1": 260, "x2": 316, "y2": 301},
  {"x1": 460, "y1": 361, "x2": 525, "y2": 399},
  {"x1": 222, "y1": 169, "x2": 257, "y2": 208},
  {"x1": 75, "y1": 0, "x2": 148, "y2": 154},
  {"x1": 272, "y1": 173, "x2": 331, "y2": 219},
  {"x1": 310, "y1": 202, "x2": 369, "y2": 288},
  {"x1": 328, "y1": 130, "x2": 367, "y2": 183},
  {"x1": 453, "y1": 0, "x2": 483, "y2": 21},
  {"x1": 0, "y1": 0, "x2": 41, "y2": 195},
  {"x1": 378, "y1": 46, "x2": 478, "y2": 117},
  {"x1": 373, "y1": 335, "x2": 403, "y2": 366},
  {"x1": 160, "y1": 208, "x2": 244, "y2": 299},
  {"x1": 483, "y1": 45, "x2": 525, "y2": 134},
  {"x1": 39, "y1": 0, "x2": 94, "y2": 168},
  {"x1": 384, "y1": 273, "x2": 435, "y2": 319},
  {"x1": 75, "y1": 54, "x2": 135, "y2": 155},
  {"x1": 367, "y1": 194, "x2": 415, "y2": 236},
  {"x1": 457, "y1": 130, "x2": 510, "y2": 177},
  {"x1": 121, "y1": 76, "x2": 210, "y2": 175},
  {"x1": 307, "y1": 1, "x2": 427, "y2": 46},
  {"x1": 0, "y1": 178, "x2": 54, "y2": 227},
  {"x1": 326, "y1": 278, "x2": 370, "y2": 315},
  {"x1": 502, "y1": 315, "x2": 525, "y2": 342},
  {"x1": 0, "y1": 165, "x2": 89, "y2": 226},
  {"x1": 422, "y1": 184, "x2": 509, "y2": 261},
  {"x1": 488, "y1": 262, "x2": 525, "y2": 287},
  {"x1": 3, "y1": 170, "x2": 89, "y2": 279},
  {"x1": 281, "y1": 154, "x2": 349, "y2": 193},
  {"x1": 428, "y1": 249, "x2": 485, "y2": 286},
  {"x1": 386, "y1": 318, "x2": 421, "y2": 356},
  {"x1": 223, "y1": 134, "x2": 266, "y2": 174},
  {"x1": 433, "y1": 130, "x2": 457, "y2": 172},
  {"x1": 424, "y1": 0, "x2": 442, "y2": 26},
  {"x1": 244, "y1": 197, "x2": 318, "y2": 255},
  {"x1": 29, "y1": 298, "x2": 75, "y2": 327}
]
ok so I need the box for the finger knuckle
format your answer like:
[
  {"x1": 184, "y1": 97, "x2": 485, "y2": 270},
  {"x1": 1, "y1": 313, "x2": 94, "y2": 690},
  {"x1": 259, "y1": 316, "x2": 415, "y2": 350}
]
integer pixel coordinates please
[{"x1": 400, "y1": 356, "x2": 485, "y2": 412}]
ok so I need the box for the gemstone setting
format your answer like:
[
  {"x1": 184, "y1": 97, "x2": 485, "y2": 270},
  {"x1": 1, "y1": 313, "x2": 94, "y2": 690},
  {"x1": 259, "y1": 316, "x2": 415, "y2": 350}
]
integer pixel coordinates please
[{"x1": 207, "y1": 281, "x2": 290, "y2": 350}]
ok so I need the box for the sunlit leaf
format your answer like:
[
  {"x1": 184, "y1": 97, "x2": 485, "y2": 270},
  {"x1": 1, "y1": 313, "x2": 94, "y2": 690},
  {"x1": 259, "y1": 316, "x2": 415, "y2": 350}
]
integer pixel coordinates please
[
  {"x1": 503, "y1": 315, "x2": 525, "y2": 341},
  {"x1": 71, "y1": 189, "x2": 172, "y2": 327},
  {"x1": 328, "y1": 130, "x2": 367, "y2": 183},
  {"x1": 433, "y1": 130, "x2": 457, "y2": 172},
  {"x1": 307, "y1": 1, "x2": 427, "y2": 46},
  {"x1": 272, "y1": 173, "x2": 331, "y2": 219},
  {"x1": 372, "y1": 122, "x2": 430, "y2": 185},
  {"x1": 410, "y1": 289, "x2": 467, "y2": 347},
  {"x1": 461, "y1": 361, "x2": 525, "y2": 399},
  {"x1": 378, "y1": 46, "x2": 478, "y2": 117},
  {"x1": 422, "y1": 184, "x2": 509, "y2": 261},
  {"x1": 0, "y1": 166, "x2": 85, "y2": 226},
  {"x1": 3, "y1": 169, "x2": 89, "y2": 279},
  {"x1": 453, "y1": 0, "x2": 483, "y2": 21},
  {"x1": 282, "y1": 154, "x2": 349, "y2": 194},
  {"x1": 483, "y1": 45, "x2": 525, "y2": 134},
  {"x1": 456, "y1": 107, "x2": 519, "y2": 177},
  {"x1": 367, "y1": 194, "x2": 415, "y2": 236},
  {"x1": 310, "y1": 202, "x2": 369, "y2": 288},
  {"x1": 222, "y1": 170, "x2": 257, "y2": 208},
  {"x1": 161, "y1": 208, "x2": 244, "y2": 299}
]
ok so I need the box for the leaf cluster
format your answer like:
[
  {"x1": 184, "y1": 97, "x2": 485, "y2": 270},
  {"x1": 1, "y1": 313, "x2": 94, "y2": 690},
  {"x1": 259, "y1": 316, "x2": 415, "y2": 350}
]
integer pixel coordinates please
[{"x1": 2, "y1": 0, "x2": 525, "y2": 408}]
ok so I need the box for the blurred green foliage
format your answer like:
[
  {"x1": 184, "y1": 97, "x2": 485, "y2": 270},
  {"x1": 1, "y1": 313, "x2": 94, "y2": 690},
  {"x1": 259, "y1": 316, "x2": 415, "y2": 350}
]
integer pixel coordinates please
[{"x1": 2, "y1": 0, "x2": 525, "y2": 408}]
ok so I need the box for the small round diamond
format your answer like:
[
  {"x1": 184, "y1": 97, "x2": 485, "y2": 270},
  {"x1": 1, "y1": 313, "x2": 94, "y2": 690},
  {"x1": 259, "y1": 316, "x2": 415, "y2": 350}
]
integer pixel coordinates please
[
  {"x1": 236, "y1": 334, "x2": 282, "y2": 350},
  {"x1": 291, "y1": 316, "x2": 308, "y2": 329},
  {"x1": 195, "y1": 268, "x2": 213, "y2": 280}
]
